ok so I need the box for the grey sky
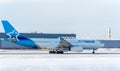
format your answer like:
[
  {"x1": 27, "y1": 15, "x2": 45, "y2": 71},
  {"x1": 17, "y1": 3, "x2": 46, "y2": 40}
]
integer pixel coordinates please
[{"x1": 0, "y1": 0, "x2": 120, "y2": 39}]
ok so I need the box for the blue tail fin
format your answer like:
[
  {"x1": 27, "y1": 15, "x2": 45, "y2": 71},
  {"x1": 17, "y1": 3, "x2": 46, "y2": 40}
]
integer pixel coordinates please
[
  {"x1": 1, "y1": 20, "x2": 38, "y2": 49},
  {"x1": 2, "y1": 20, "x2": 19, "y2": 35},
  {"x1": 2, "y1": 20, "x2": 20, "y2": 41}
]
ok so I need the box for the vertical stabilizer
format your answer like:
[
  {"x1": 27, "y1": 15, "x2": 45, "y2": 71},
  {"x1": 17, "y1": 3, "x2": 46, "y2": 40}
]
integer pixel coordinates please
[
  {"x1": 2, "y1": 20, "x2": 19, "y2": 36},
  {"x1": 1, "y1": 20, "x2": 38, "y2": 49}
]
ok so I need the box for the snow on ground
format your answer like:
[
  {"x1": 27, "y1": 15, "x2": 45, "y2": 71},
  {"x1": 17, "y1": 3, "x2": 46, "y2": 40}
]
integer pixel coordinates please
[{"x1": 0, "y1": 52, "x2": 120, "y2": 71}]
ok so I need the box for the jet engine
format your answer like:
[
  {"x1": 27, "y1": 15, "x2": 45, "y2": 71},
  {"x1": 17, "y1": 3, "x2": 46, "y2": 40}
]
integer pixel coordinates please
[{"x1": 71, "y1": 46, "x2": 83, "y2": 52}]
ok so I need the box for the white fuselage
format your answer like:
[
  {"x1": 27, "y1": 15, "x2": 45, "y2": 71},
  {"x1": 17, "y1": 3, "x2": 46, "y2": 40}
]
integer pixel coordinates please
[{"x1": 31, "y1": 38, "x2": 104, "y2": 50}]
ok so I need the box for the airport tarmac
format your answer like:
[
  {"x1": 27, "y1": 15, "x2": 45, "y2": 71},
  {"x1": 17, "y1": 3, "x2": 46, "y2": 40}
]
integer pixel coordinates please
[
  {"x1": 0, "y1": 49, "x2": 120, "y2": 54},
  {"x1": 0, "y1": 49, "x2": 120, "y2": 71}
]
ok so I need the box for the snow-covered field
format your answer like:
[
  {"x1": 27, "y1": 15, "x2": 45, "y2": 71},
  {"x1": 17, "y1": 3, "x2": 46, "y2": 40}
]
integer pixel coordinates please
[{"x1": 0, "y1": 50, "x2": 120, "y2": 71}]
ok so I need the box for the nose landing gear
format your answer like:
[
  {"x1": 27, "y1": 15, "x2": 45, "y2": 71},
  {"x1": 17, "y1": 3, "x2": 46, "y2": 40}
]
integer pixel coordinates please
[{"x1": 92, "y1": 49, "x2": 95, "y2": 54}]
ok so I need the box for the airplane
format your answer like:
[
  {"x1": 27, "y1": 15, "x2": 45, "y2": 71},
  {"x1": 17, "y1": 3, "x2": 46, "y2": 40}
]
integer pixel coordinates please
[{"x1": 1, "y1": 20, "x2": 104, "y2": 54}]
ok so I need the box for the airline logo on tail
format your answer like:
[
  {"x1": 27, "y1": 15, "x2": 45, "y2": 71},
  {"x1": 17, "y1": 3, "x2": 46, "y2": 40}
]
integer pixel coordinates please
[
  {"x1": 1, "y1": 20, "x2": 38, "y2": 49},
  {"x1": 2, "y1": 20, "x2": 19, "y2": 42},
  {"x1": 7, "y1": 30, "x2": 19, "y2": 42},
  {"x1": 7, "y1": 30, "x2": 19, "y2": 37}
]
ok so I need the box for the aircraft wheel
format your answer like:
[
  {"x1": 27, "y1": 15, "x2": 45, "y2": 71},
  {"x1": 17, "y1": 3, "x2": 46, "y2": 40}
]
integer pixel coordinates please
[
  {"x1": 60, "y1": 51, "x2": 64, "y2": 54},
  {"x1": 52, "y1": 51, "x2": 56, "y2": 54},
  {"x1": 49, "y1": 51, "x2": 53, "y2": 54},
  {"x1": 49, "y1": 51, "x2": 56, "y2": 54},
  {"x1": 92, "y1": 50, "x2": 95, "y2": 54},
  {"x1": 56, "y1": 51, "x2": 59, "y2": 54},
  {"x1": 57, "y1": 51, "x2": 64, "y2": 54},
  {"x1": 49, "y1": 50, "x2": 64, "y2": 54}
]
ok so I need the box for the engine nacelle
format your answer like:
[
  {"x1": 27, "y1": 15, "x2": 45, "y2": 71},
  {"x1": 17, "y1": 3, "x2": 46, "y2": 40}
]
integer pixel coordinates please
[{"x1": 71, "y1": 46, "x2": 83, "y2": 52}]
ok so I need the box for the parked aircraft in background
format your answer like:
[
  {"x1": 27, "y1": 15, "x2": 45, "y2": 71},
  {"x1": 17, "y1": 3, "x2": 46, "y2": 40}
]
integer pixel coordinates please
[{"x1": 1, "y1": 20, "x2": 104, "y2": 54}]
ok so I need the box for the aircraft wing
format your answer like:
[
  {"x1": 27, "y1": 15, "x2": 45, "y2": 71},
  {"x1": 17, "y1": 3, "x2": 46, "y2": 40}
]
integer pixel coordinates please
[{"x1": 56, "y1": 37, "x2": 72, "y2": 51}]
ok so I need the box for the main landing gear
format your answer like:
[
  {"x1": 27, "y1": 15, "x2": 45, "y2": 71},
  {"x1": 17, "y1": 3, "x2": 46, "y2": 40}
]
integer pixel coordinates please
[{"x1": 49, "y1": 50, "x2": 64, "y2": 54}]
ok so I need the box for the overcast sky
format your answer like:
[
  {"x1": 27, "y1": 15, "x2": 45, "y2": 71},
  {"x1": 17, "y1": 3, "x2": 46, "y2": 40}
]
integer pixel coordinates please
[{"x1": 0, "y1": 0, "x2": 120, "y2": 39}]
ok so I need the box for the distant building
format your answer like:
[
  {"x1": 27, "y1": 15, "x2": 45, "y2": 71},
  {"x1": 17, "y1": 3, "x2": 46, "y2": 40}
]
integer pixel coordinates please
[
  {"x1": 100, "y1": 40, "x2": 120, "y2": 48},
  {"x1": 0, "y1": 33, "x2": 76, "y2": 39}
]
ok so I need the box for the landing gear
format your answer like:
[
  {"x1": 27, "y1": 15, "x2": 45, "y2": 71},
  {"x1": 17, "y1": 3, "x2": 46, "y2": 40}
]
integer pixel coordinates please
[
  {"x1": 49, "y1": 50, "x2": 56, "y2": 54},
  {"x1": 56, "y1": 50, "x2": 64, "y2": 54},
  {"x1": 92, "y1": 49, "x2": 95, "y2": 54},
  {"x1": 49, "y1": 50, "x2": 64, "y2": 54}
]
